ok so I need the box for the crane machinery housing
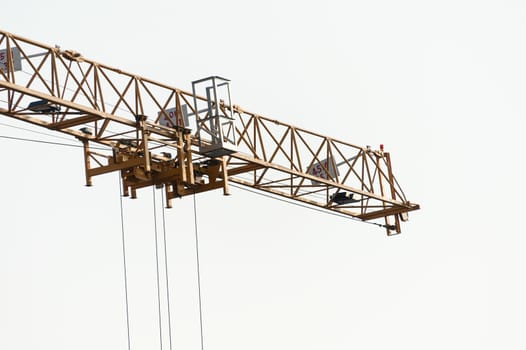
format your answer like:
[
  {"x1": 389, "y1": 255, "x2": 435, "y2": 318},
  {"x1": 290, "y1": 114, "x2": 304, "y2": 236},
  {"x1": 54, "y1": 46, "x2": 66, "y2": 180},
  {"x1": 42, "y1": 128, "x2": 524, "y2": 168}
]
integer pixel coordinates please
[{"x1": 0, "y1": 30, "x2": 419, "y2": 235}]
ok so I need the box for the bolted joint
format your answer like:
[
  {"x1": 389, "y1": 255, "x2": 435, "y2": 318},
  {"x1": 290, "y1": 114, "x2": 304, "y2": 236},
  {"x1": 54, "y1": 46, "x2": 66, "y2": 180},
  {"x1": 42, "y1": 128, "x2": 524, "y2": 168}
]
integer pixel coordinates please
[{"x1": 135, "y1": 114, "x2": 148, "y2": 123}]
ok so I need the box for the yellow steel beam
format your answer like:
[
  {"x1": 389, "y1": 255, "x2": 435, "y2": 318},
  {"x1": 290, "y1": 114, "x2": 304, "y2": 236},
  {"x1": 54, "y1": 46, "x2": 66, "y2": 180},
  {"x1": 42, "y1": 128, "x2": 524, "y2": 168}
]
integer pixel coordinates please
[{"x1": 48, "y1": 114, "x2": 102, "y2": 130}]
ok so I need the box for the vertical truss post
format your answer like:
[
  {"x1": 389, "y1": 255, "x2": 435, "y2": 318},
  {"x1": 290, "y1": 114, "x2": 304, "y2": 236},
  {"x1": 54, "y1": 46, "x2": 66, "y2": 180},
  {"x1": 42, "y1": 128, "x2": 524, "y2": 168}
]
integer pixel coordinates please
[
  {"x1": 136, "y1": 114, "x2": 151, "y2": 173},
  {"x1": 177, "y1": 130, "x2": 187, "y2": 183},
  {"x1": 375, "y1": 151, "x2": 400, "y2": 236},
  {"x1": 121, "y1": 170, "x2": 129, "y2": 197},
  {"x1": 222, "y1": 156, "x2": 230, "y2": 195},
  {"x1": 81, "y1": 139, "x2": 92, "y2": 187},
  {"x1": 165, "y1": 184, "x2": 172, "y2": 208},
  {"x1": 375, "y1": 152, "x2": 392, "y2": 235},
  {"x1": 184, "y1": 131, "x2": 195, "y2": 185},
  {"x1": 385, "y1": 152, "x2": 401, "y2": 233}
]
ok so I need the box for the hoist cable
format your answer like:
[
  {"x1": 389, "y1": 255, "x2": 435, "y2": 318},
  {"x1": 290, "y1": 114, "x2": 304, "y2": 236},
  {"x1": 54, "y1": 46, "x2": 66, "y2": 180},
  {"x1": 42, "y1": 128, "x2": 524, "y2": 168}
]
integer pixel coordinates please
[
  {"x1": 228, "y1": 182, "x2": 386, "y2": 229},
  {"x1": 0, "y1": 121, "x2": 74, "y2": 141},
  {"x1": 161, "y1": 190, "x2": 174, "y2": 350},
  {"x1": 193, "y1": 192, "x2": 205, "y2": 350},
  {"x1": 0, "y1": 134, "x2": 86, "y2": 148},
  {"x1": 0, "y1": 134, "x2": 107, "y2": 150},
  {"x1": 118, "y1": 175, "x2": 132, "y2": 350},
  {"x1": 152, "y1": 187, "x2": 164, "y2": 350}
]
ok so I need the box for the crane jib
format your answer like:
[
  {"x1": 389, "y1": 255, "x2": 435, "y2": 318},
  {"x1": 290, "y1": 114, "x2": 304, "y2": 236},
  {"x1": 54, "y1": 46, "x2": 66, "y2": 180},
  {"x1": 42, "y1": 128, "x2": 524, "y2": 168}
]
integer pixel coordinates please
[{"x1": 0, "y1": 29, "x2": 419, "y2": 235}]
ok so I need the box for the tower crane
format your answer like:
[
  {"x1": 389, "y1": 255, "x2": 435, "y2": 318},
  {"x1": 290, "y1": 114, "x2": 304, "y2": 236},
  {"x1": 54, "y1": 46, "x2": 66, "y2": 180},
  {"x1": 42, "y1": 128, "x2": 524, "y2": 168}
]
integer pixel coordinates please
[{"x1": 0, "y1": 30, "x2": 419, "y2": 235}]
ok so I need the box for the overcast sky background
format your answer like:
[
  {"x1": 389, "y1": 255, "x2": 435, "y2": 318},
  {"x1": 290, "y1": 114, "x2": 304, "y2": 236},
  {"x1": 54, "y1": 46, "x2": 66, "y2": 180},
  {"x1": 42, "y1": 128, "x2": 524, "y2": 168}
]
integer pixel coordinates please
[{"x1": 1, "y1": 1, "x2": 525, "y2": 349}]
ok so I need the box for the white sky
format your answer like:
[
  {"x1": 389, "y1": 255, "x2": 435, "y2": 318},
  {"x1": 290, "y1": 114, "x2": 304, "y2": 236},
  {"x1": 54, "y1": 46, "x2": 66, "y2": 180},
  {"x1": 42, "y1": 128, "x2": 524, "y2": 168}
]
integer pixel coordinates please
[{"x1": 1, "y1": 1, "x2": 525, "y2": 349}]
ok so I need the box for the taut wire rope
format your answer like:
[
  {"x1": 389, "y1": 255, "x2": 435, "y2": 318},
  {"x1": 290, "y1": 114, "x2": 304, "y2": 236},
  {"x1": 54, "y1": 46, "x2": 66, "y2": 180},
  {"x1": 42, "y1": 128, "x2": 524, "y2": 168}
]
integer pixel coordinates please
[
  {"x1": 161, "y1": 189, "x2": 174, "y2": 350},
  {"x1": 152, "y1": 186, "x2": 164, "y2": 350},
  {"x1": 118, "y1": 175, "x2": 132, "y2": 350},
  {"x1": 193, "y1": 191, "x2": 205, "y2": 350}
]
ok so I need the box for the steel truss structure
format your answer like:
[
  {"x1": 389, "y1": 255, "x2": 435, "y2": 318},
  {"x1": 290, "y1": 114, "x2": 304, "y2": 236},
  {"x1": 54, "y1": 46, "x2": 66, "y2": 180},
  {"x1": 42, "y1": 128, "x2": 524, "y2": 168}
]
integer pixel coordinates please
[{"x1": 0, "y1": 30, "x2": 419, "y2": 235}]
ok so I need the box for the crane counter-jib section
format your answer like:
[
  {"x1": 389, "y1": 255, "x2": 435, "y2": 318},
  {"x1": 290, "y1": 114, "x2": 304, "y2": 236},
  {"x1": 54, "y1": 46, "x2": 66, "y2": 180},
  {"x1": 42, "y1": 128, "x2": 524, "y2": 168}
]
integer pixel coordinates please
[{"x1": 0, "y1": 29, "x2": 419, "y2": 234}]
